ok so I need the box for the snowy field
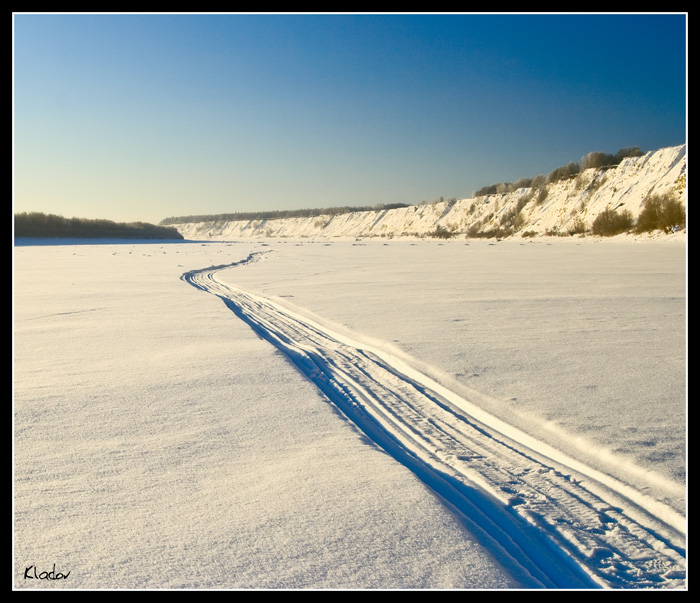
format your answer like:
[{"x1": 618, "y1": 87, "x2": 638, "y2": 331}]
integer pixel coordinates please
[{"x1": 13, "y1": 236, "x2": 686, "y2": 589}]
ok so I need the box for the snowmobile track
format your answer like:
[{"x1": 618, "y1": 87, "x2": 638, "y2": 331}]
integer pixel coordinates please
[{"x1": 181, "y1": 252, "x2": 686, "y2": 589}]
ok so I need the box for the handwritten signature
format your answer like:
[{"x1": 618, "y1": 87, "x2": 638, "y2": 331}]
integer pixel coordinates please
[{"x1": 24, "y1": 564, "x2": 70, "y2": 581}]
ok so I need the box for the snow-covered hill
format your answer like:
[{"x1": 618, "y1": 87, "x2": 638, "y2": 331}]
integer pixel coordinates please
[{"x1": 171, "y1": 144, "x2": 687, "y2": 241}]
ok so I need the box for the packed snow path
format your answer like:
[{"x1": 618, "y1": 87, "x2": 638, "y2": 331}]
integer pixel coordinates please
[{"x1": 181, "y1": 252, "x2": 686, "y2": 589}]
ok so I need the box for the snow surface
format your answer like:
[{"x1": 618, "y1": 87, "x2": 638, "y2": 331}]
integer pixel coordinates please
[{"x1": 13, "y1": 235, "x2": 686, "y2": 589}]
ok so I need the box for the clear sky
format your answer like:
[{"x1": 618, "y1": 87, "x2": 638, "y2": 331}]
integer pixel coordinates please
[{"x1": 13, "y1": 13, "x2": 687, "y2": 224}]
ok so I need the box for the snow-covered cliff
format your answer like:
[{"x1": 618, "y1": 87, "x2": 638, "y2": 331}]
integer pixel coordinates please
[{"x1": 172, "y1": 144, "x2": 686, "y2": 241}]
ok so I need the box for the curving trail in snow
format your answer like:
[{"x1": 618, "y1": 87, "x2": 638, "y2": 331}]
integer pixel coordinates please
[{"x1": 181, "y1": 251, "x2": 686, "y2": 590}]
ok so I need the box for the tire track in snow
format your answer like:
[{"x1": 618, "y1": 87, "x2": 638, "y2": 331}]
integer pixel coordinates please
[{"x1": 181, "y1": 252, "x2": 686, "y2": 589}]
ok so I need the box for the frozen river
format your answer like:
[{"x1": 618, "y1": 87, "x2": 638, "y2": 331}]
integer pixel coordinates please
[{"x1": 14, "y1": 236, "x2": 686, "y2": 589}]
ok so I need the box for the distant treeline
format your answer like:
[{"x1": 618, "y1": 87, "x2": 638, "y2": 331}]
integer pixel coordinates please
[
  {"x1": 473, "y1": 146, "x2": 645, "y2": 197},
  {"x1": 160, "y1": 147, "x2": 651, "y2": 225},
  {"x1": 160, "y1": 203, "x2": 411, "y2": 226},
  {"x1": 14, "y1": 212, "x2": 184, "y2": 240}
]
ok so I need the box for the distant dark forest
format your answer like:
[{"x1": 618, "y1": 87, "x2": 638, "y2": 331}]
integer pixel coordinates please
[
  {"x1": 14, "y1": 212, "x2": 184, "y2": 240},
  {"x1": 160, "y1": 203, "x2": 411, "y2": 226}
]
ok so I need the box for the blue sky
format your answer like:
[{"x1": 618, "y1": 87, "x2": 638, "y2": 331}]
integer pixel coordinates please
[{"x1": 13, "y1": 13, "x2": 687, "y2": 224}]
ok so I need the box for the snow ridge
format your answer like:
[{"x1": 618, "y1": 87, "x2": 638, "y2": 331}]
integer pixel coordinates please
[
  {"x1": 171, "y1": 145, "x2": 686, "y2": 241},
  {"x1": 181, "y1": 255, "x2": 686, "y2": 589}
]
